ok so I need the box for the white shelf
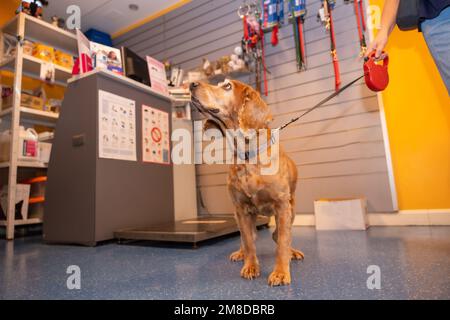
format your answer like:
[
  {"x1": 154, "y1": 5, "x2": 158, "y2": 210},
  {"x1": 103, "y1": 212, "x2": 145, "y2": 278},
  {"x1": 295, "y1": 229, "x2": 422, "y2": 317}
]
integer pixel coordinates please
[
  {"x1": 0, "y1": 54, "x2": 72, "y2": 86},
  {"x1": 1, "y1": 13, "x2": 77, "y2": 56},
  {"x1": 0, "y1": 218, "x2": 43, "y2": 226},
  {"x1": 0, "y1": 161, "x2": 48, "y2": 169},
  {"x1": 0, "y1": 12, "x2": 75, "y2": 239},
  {"x1": 0, "y1": 106, "x2": 59, "y2": 124}
]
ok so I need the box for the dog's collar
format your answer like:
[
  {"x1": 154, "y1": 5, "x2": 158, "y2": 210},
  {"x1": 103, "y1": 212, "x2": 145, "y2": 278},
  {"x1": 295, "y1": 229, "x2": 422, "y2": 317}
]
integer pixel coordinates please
[{"x1": 236, "y1": 130, "x2": 279, "y2": 161}]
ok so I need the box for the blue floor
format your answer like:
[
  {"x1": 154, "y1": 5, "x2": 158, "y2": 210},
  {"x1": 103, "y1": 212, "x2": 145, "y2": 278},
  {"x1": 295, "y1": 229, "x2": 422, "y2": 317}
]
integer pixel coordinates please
[{"x1": 0, "y1": 226, "x2": 449, "y2": 300}]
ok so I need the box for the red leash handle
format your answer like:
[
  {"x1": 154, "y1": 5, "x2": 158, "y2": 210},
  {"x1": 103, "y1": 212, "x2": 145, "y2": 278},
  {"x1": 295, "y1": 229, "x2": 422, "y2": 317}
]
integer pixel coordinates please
[
  {"x1": 332, "y1": 52, "x2": 341, "y2": 91},
  {"x1": 243, "y1": 16, "x2": 249, "y2": 41},
  {"x1": 298, "y1": 17, "x2": 306, "y2": 69},
  {"x1": 328, "y1": 4, "x2": 341, "y2": 90},
  {"x1": 271, "y1": 25, "x2": 279, "y2": 46}
]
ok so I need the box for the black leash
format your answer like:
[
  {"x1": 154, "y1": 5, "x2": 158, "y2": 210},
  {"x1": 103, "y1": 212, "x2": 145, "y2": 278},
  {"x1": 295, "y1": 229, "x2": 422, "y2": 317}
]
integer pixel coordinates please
[{"x1": 278, "y1": 73, "x2": 366, "y2": 131}]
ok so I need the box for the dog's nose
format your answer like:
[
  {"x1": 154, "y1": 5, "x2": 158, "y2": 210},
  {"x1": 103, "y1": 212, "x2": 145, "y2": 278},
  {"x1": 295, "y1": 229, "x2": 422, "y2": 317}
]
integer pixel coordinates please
[{"x1": 190, "y1": 82, "x2": 200, "y2": 91}]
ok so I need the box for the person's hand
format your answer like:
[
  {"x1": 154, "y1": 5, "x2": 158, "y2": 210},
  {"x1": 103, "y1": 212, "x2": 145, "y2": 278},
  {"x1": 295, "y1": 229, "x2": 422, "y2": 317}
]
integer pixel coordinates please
[{"x1": 365, "y1": 30, "x2": 389, "y2": 59}]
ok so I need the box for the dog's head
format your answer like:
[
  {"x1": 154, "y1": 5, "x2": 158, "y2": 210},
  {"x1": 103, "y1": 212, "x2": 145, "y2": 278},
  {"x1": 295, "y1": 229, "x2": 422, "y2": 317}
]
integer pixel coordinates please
[{"x1": 190, "y1": 79, "x2": 272, "y2": 135}]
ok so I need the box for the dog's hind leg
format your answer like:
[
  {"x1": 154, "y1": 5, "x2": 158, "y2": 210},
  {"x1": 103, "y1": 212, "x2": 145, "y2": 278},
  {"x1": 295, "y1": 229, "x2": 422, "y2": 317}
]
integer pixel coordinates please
[{"x1": 236, "y1": 210, "x2": 260, "y2": 280}]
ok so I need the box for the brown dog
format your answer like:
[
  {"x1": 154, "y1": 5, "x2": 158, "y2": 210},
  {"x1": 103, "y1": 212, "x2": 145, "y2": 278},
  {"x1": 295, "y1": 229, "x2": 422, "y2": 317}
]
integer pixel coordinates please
[{"x1": 190, "y1": 79, "x2": 303, "y2": 286}]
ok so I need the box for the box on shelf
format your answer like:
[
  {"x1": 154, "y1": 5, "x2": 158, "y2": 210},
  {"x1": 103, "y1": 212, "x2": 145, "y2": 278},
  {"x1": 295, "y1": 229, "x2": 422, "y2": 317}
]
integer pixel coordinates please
[
  {"x1": 0, "y1": 127, "x2": 40, "y2": 162},
  {"x1": 33, "y1": 43, "x2": 55, "y2": 63},
  {"x1": 1, "y1": 92, "x2": 44, "y2": 111},
  {"x1": 23, "y1": 40, "x2": 34, "y2": 56},
  {"x1": 44, "y1": 98, "x2": 62, "y2": 114},
  {"x1": 39, "y1": 142, "x2": 52, "y2": 163},
  {"x1": 90, "y1": 42, "x2": 123, "y2": 75},
  {"x1": 21, "y1": 93, "x2": 44, "y2": 110},
  {"x1": 314, "y1": 197, "x2": 369, "y2": 230},
  {"x1": 54, "y1": 50, "x2": 74, "y2": 69},
  {"x1": 0, "y1": 184, "x2": 30, "y2": 220},
  {"x1": 38, "y1": 131, "x2": 55, "y2": 141}
]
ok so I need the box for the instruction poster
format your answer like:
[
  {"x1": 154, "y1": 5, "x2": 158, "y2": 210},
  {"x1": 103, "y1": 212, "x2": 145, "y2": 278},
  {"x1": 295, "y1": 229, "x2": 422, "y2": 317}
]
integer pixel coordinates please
[
  {"x1": 98, "y1": 90, "x2": 137, "y2": 161},
  {"x1": 142, "y1": 105, "x2": 170, "y2": 164}
]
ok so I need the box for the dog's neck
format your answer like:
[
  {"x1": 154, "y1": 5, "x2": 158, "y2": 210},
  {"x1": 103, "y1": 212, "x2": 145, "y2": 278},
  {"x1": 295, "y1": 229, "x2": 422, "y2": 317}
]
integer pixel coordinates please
[{"x1": 227, "y1": 127, "x2": 279, "y2": 163}]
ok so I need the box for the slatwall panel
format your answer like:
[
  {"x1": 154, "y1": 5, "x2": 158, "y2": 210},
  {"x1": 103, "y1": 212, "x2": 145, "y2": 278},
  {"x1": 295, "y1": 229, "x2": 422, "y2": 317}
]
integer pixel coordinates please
[{"x1": 115, "y1": 0, "x2": 396, "y2": 213}]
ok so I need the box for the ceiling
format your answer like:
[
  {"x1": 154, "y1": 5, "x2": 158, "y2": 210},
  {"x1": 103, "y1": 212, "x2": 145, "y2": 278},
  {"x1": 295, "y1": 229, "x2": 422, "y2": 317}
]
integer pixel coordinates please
[{"x1": 40, "y1": 0, "x2": 184, "y2": 36}]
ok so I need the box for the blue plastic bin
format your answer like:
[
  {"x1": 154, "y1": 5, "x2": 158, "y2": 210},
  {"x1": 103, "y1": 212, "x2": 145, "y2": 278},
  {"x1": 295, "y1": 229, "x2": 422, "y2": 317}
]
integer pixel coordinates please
[{"x1": 85, "y1": 29, "x2": 113, "y2": 46}]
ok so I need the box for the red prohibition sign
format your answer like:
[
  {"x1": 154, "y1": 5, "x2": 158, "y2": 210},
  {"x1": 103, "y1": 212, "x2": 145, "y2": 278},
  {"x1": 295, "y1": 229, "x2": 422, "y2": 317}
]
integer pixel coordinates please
[{"x1": 151, "y1": 127, "x2": 162, "y2": 143}]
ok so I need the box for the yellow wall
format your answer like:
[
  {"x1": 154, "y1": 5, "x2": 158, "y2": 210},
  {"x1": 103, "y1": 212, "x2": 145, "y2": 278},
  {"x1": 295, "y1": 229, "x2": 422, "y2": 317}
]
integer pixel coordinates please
[
  {"x1": 371, "y1": 0, "x2": 450, "y2": 209},
  {"x1": 1, "y1": 0, "x2": 65, "y2": 100},
  {"x1": 0, "y1": 1, "x2": 20, "y2": 24}
]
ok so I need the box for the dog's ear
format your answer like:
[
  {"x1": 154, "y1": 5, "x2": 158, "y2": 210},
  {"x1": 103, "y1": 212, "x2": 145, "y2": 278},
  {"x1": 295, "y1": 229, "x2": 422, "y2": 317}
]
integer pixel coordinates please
[{"x1": 238, "y1": 87, "x2": 273, "y2": 130}]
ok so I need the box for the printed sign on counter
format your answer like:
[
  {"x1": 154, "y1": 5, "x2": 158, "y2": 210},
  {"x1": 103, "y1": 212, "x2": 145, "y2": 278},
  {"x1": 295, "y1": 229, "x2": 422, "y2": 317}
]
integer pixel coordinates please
[
  {"x1": 98, "y1": 90, "x2": 137, "y2": 161},
  {"x1": 146, "y1": 56, "x2": 168, "y2": 95},
  {"x1": 142, "y1": 105, "x2": 170, "y2": 164}
]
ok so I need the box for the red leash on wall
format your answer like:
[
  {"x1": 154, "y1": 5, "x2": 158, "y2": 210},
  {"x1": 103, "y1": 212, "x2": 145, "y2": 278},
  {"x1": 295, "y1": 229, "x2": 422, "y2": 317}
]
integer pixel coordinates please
[
  {"x1": 345, "y1": 0, "x2": 367, "y2": 56},
  {"x1": 318, "y1": 0, "x2": 341, "y2": 91}
]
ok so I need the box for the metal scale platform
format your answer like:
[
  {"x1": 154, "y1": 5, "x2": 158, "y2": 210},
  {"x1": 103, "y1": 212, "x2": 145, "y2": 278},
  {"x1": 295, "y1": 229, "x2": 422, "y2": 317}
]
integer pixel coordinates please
[{"x1": 114, "y1": 215, "x2": 270, "y2": 245}]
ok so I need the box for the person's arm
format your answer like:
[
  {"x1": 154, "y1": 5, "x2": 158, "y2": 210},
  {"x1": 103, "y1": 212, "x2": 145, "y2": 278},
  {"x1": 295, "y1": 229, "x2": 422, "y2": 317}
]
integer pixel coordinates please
[{"x1": 365, "y1": 0, "x2": 400, "y2": 58}]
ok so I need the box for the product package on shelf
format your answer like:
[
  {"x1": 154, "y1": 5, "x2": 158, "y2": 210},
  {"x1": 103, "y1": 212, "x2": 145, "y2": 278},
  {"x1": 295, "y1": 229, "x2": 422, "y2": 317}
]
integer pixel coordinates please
[
  {"x1": 54, "y1": 50, "x2": 74, "y2": 69},
  {"x1": 91, "y1": 42, "x2": 123, "y2": 75},
  {"x1": 2, "y1": 92, "x2": 45, "y2": 111},
  {"x1": 33, "y1": 43, "x2": 55, "y2": 62},
  {"x1": 0, "y1": 127, "x2": 40, "y2": 162}
]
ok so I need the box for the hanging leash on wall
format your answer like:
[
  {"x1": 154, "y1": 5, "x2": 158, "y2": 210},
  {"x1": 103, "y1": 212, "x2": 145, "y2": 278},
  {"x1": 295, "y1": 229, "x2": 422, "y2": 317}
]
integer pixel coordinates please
[
  {"x1": 289, "y1": 0, "x2": 307, "y2": 71},
  {"x1": 261, "y1": 0, "x2": 284, "y2": 46},
  {"x1": 345, "y1": 0, "x2": 367, "y2": 56},
  {"x1": 239, "y1": 2, "x2": 269, "y2": 96},
  {"x1": 279, "y1": 52, "x2": 389, "y2": 131},
  {"x1": 318, "y1": 0, "x2": 341, "y2": 91}
]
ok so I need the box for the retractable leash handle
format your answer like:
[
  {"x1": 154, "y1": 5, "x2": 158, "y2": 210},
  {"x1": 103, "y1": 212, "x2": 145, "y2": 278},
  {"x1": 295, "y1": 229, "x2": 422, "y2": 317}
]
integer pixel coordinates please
[{"x1": 364, "y1": 51, "x2": 389, "y2": 91}]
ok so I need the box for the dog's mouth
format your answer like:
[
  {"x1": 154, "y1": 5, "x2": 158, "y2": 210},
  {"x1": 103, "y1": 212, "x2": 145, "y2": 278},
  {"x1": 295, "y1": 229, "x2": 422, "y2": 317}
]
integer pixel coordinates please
[{"x1": 191, "y1": 95, "x2": 226, "y2": 136}]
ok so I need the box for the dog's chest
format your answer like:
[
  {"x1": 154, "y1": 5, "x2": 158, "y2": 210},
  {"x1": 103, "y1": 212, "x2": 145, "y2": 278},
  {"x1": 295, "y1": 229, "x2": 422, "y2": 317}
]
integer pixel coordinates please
[{"x1": 228, "y1": 165, "x2": 276, "y2": 216}]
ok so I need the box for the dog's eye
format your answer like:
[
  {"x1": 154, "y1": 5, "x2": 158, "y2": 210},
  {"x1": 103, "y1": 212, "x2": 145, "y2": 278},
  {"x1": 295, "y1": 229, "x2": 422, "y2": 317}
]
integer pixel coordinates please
[{"x1": 223, "y1": 82, "x2": 232, "y2": 91}]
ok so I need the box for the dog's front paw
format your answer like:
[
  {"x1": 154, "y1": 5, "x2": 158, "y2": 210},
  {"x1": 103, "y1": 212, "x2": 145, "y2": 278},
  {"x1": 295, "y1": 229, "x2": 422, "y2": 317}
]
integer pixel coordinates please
[
  {"x1": 268, "y1": 270, "x2": 291, "y2": 286},
  {"x1": 229, "y1": 249, "x2": 244, "y2": 262},
  {"x1": 240, "y1": 263, "x2": 260, "y2": 280},
  {"x1": 291, "y1": 248, "x2": 305, "y2": 261}
]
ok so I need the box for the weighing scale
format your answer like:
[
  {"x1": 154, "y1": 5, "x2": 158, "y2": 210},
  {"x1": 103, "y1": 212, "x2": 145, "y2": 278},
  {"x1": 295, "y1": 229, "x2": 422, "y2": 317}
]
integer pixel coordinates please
[{"x1": 114, "y1": 215, "x2": 270, "y2": 246}]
